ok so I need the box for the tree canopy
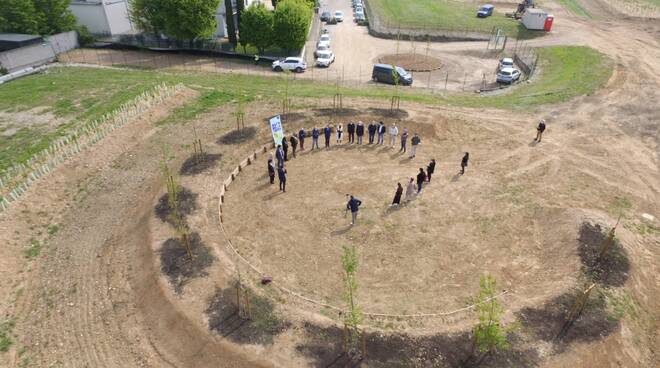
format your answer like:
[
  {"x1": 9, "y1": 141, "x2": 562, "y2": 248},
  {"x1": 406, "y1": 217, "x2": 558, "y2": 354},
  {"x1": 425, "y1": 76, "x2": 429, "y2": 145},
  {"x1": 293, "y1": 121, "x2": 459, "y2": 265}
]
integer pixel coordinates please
[
  {"x1": 34, "y1": 0, "x2": 76, "y2": 35},
  {"x1": 273, "y1": 0, "x2": 312, "y2": 52},
  {"x1": 0, "y1": 0, "x2": 77, "y2": 35},
  {"x1": 224, "y1": 0, "x2": 237, "y2": 46},
  {"x1": 239, "y1": 3, "x2": 274, "y2": 54},
  {"x1": 129, "y1": 0, "x2": 220, "y2": 41},
  {"x1": 128, "y1": 0, "x2": 168, "y2": 35}
]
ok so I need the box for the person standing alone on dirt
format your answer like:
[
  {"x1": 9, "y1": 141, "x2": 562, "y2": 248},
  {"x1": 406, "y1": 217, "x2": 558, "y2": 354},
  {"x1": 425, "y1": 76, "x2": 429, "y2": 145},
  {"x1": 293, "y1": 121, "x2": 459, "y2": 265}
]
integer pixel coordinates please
[
  {"x1": 377, "y1": 122, "x2": 386, "y2": 145},
  {"x1": 460, "y1": 152, "x2": 470, "y2": 175},
  {"x1": 337, "y1": 123, "x2": 343, "y2": 144},
  {"x1": 427, "y1": 159, "x2": 436, "y2": 182},
  {"x1": 298, "y1": 128, "x2": 306, "y2": 151},
  {"x1": 347, "y1": 121, "x2": 355, "y2": 144},
  {"x1": 535, "y1": 119, "x2": 546, "y2": 142},
  {"x1": 278, "y1": 166, "x2": 287, "y2": 192},
  {"x1": 268, "y1": 158, "x2": 275, "y2": 184},
  {"x1": 416, "y1": 168, "x2": 426, "y2": 194},
  {"x1": 290, "y1": 134, "x2": 298, "y2": 158},
  {"x1": 356, "y1": 121, "x2": 365, "y2": 144},
  {"x1": 410, "y1": 133, "x2": 421, "y2": 158},
  {"x1": 392, "y1": 183, "x2": 403, "y2": 206},
  {"x1": 400, "y1": 128, "x2": 408, "y2": 153},
  {"x1": 346, "y1": 195, "x2": 362, "y2": 225},
  {"x1": 312, "y1": 127, "x2": 320, "y2": 149},
  {"x1": 389, "y1": 122, "x2": 399, "y2": 148}
]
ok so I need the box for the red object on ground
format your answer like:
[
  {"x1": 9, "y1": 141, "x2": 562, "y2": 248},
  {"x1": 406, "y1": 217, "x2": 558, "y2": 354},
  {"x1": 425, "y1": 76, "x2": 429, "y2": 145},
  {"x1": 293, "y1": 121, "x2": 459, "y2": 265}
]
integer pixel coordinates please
[{"x1": 544, "y1": 15, "x2": 554, "y2": 32}]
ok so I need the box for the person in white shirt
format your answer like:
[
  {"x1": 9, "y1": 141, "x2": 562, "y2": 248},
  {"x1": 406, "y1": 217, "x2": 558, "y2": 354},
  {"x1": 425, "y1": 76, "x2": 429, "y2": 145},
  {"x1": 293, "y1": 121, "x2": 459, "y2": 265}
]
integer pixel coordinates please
[
  {"x1": 389, "y1": 122, "x2": 399, "y2": 148},
  {"x1": 336, "y1": 123, "x2": 343, "y2": 144}
]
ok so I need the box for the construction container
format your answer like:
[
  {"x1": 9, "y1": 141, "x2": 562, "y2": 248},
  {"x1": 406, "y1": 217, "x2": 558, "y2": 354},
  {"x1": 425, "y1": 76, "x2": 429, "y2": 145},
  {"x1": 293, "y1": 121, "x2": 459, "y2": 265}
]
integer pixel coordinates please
[
  {"x1": 544, "y1": 15, "x2": 554, "y2": 32},
  {"x1": 522, "y1": 9, "x2": 549, "y2": 30}
]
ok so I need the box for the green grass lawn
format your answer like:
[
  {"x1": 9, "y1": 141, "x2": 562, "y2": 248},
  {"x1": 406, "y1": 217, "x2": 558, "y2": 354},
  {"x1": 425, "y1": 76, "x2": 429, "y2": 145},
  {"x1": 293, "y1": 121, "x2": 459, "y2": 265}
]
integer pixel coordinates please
[
  {"x1": 367, "y1": 0, "x2": 541, "y2": 38},
  {"x1": 556, "y1": 0, "x2": 592, "y2": 18},
  {"x1": 0, "y1": 46, "x2": 611, "y2": 173}
]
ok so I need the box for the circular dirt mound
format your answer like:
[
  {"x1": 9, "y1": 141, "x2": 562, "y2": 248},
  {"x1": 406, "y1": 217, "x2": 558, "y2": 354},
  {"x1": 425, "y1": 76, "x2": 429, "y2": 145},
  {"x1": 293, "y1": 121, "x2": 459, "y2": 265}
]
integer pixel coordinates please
[{"x1": 378, "y1": 53, "x2": 443, "y2": 72}]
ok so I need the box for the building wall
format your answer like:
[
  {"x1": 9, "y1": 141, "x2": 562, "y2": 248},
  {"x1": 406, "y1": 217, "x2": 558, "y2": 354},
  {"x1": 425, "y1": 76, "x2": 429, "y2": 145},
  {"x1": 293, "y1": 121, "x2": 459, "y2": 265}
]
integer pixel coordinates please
[
  {"x1": 69, "y1": 1, "x2": 111, "y2": 35},
  {"x1": 104, "y1": 0, "x2": 133, "y2": 35},
  {"x1": 0, "y1": 31, "x2": 80, "y2": 72}
]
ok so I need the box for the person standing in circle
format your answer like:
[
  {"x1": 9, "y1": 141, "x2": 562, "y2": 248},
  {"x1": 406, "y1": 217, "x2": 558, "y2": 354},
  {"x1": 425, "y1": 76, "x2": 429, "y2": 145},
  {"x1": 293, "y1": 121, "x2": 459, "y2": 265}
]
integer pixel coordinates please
[
  {"x1": 347, "y1": 121, "x2": 355, "y2": 144},
  {"x1": 336, "y1": 123, "x2": 343, "y2": 144},
  {"x1": 267, "y1": 158, "x2": 275, "y2": 184},
  {"x1": 392, "y1": 182, "x2": 403, "y2": 206},
  {"x1": 324, "y1": 125, "x2": 332, "y2": 149},
  {"x1": 282, "y1": 135, "x2": 289, "y2": 161},
  {"x1": 389, "y1": 122, "x2": 399, "y2": 148},
  {"x1": 377, "y1": 121, "x2": 386, "y2": 145},
  {"x1": 400, "y1": 128, "x2": 408, "y2": 153},
  {"x1": 427, "y1": 159, "x2": 436, "y2": 182},
  {"x1": 405, "y1": 177, "x2": 416, "y2": 201},
  {"x1": 410, "y1": 133, "x2": 421, "y2": 158},
  {"x1": 535, "y1": 119, "x2": 546, "y2": 142},
  {"x1": 290, "y1": 134, "x2": 298, "y2": 158},
  {"x1": 460, "y1": 152, "x2": 470, "y2": 175},
  {"x1": 416, "y1": 168, "x2": 426, "y2": 194},
  {"x1": 275, "y1": 144, "x2": 284, "y2": 168},
  {"x1": 298, "y1": 128, "x2": 306, "y2": 151},
  {"x1": 346, "y1": 195, "x2": 362, "y2": 225},
  {"x1": 368, "y1": 121, "x2": 376, "y2": 144},
  {"x1": 312, "y1": 127, "x2": 320, "y2": 150},
  {"x1": 356, "y1": 121, "x2": 365, "y2": 144},
  {"x1": 277, "y1": 166, "x2": 287, "y2": 192}
]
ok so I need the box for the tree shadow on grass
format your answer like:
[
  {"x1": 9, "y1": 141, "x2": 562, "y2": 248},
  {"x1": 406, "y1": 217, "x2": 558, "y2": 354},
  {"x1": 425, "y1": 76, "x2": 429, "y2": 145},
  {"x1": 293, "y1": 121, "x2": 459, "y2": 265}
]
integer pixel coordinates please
[
  {"x1": 578, "y1": 222, "x2": 630, "y2": 287},
  {"x1": 205, "y1": 287, "x2": 290, "y2": 345},
  {"x1": 160, "y1": 232, "x2": 215, "y2": 294},
  {"x1": 179, "y1": 153, "x2": 222, "y2": 176},
  {"x1": 154, "y1": 187, "x2": 198, "y2": 226},
  {"x1": 217, "y1": 126, "x2": 257, "y2": 145}
]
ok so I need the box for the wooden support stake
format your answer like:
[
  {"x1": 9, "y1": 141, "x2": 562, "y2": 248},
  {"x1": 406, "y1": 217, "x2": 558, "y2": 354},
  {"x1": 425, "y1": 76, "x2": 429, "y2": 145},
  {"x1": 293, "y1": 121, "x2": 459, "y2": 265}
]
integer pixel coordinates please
[
  {"x1": 342, "y1": 324, "x2": 349, "y2": 353},
  {"x1": 244, "y1": 289, "x2": 252, "y2": 320},
  {"x1": 236, "y1": 285, "x2": 242, "y2": 316},
  {"x1": 361, "y1": 330, "x2": 367, "y2": 358}
]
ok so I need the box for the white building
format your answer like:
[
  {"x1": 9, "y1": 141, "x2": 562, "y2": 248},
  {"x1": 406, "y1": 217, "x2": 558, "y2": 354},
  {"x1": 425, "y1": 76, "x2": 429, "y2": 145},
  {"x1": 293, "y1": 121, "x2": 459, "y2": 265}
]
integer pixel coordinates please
[{"x1": 69, "y1": 0, "x2": 134, "y2": 36}]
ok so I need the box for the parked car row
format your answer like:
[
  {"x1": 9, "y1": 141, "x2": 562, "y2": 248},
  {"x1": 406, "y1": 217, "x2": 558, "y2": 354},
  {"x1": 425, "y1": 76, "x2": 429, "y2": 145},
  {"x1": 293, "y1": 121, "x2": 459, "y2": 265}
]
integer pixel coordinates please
[
  {"x1": 496, "y1": 57, "x2": 521, "y2": 84},
  {"x1": 314, "y1": 31, "x2": 335, "y2": 68},
  {"x1": 353, "y1": 0, "x2": 366, "y2": 22}
]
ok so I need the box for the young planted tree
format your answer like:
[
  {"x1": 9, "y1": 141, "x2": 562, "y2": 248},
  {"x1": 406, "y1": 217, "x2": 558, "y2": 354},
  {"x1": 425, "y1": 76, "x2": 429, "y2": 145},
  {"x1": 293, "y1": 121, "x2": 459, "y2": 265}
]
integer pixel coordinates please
[
  {"x1": 239, "y1": 3, "x2": 274, "y2": 54},
  {"x1": 273, "y1": 0, "x2": 312, "y2": 54},
  {"x1": 225, "y1": 0, "x2": 238, "y2": 47},
  {"x1": 469, "y1": 274, "x2": 511, "y2": 365},
  {"x1": 163, "y1": 164, "x2": 192, "y2": 259},
  {"x1": 341, "y1": 245, "x2": 364, "y2": 356},
  {"x1": 33, "y1": 0, "x2": 76, "y2": 35},
  {"x1": 390, "y1": 67, "x2": 400, "y2": 112}
]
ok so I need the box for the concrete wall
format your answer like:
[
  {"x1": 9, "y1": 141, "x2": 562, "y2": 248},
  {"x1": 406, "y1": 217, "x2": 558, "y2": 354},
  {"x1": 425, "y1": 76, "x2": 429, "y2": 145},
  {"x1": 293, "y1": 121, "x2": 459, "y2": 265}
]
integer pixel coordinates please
[
  {"x1": 69, "y1": 0, "x2": 133, "y2": 36},
  {"x1": 0, "y1": 31, "x2": 79, "y2": 73},
  {"x1": 104, "y1": 0, "x2": 134, "y2": 35}
]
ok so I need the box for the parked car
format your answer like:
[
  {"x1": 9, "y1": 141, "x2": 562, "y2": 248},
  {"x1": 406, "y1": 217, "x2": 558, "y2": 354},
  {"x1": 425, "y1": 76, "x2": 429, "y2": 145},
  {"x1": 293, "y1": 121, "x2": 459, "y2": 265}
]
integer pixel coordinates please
[
  {"x1": 355, "y1": 13, "x2": 366, "y2": 23},
  {"x1": 334, "y1": 10, "x2": 344, "y2": 22},
  {"x1": 316, "y1": 50, "x2": 335, "y2": 67},
  {"x1": 315, "y1": 44, "x2": 331, "y2": 57},
  {"x1": 272, "y1": 57, "x2": 307, "y2": 73},
  {"x1": 320, "y1": 11, "x2": 331, "y2": 21},
  {"x1": 318, "y1": 34, "x2": 331, "y2": 47},
  {"x1": 372, "y1": 64, "x2": 413, "y2": 85},
  {"x1": 477, "y1": 4, "x2": 494, "y2": 17},
  {"x1": 496, "y1": 67, "x2": 521, "y2": 84},
  {"x1": 355, "y1": 5, "x2": 363, "y2": 13},
  {"x1": 498, "y1": 57, "x2": 514, "y2": 70}
]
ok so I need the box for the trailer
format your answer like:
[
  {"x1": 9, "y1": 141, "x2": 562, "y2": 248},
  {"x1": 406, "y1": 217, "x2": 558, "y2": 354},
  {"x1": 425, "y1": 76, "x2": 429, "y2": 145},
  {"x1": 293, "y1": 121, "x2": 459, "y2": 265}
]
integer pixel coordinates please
[{"x1": 522, "y1": 9, "x2": 554, "y2": 31}]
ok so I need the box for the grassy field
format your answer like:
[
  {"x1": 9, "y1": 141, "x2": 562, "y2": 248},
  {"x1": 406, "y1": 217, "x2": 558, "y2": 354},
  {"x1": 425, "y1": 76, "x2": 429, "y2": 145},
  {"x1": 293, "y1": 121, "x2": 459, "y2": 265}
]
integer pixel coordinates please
[
  {"x1": 367, "y1": 0, "x2": 539, "y2": 38},
  {"x1": 0, "y1": 46, "x2": 611, "y2": 172},
  {"x1": 556, "y1": 0, "x2": 592, "y2": 18}
]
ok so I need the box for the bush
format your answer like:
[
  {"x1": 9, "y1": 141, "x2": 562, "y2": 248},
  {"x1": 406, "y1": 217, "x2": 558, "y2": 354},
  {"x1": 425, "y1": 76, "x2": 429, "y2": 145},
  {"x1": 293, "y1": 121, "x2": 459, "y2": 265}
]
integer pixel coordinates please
[
  {"x1": 0, "y1": 66, "x2": 8, "y2": 76},
  {"x1": 76, "y1": 25, "x2": 95, "y2": 46}
]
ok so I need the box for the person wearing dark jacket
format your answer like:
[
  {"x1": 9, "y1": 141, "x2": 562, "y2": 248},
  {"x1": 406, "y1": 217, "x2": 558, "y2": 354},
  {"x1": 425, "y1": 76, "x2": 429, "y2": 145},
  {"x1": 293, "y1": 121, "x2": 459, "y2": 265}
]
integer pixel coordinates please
[
  {"x1": 400, "y1": 128, "x2": 409, "y2": 153},
  {"x1": 535, "y1": 119, "x2": 546, "y2": 142},
  {"x1": 368, "y1": 122, "x2": 376, "y2": 144},
  {"x1": 298, "y1": 128, "x2": 306, "y2": 151},
  {"x1": 312, "y1": 127, "x2": 320, "y2": 149},
  {"x1": 409, "y1": 133, "x2": 421, "y2": 158},
  {"x1": 416, "y1": 168, "x2": 426, "y2": 194},
  {"x1": 461, "y1": 152, "x2": 469, "y2": 175},
  {"x1": 324, "y1": 125, "x2": 332, "y2": 149},
  {"x1": 356, "y1": 122, "x2": 365, "y2": 144},
  {"x1": 282, "y1": 136, "x2": 289, "y2": 161},
  {"x1": 290, "y1": 135, "x2": 298, "y2": 158},
  {"x1": 347, "y1": 122, "x2": 355, "y2": 143},
  {"x1": 278, "y1": 166, "x2": 287, "y2": 192},
  {"x1": 427, "y1": 159, "x2": 436, "y2": 182},
  {"x1": 346, "y1": 195, "x2": 362, "y2": 225},
  {"x1": 392, "y1": 183, "x2": 403, "y2": 206},
  {"x1": 267, "y1": 158, "x2": 275, "y2": 184},
  {"x1": 377, "y1": 122, "x2": 386, "y2": 145},
  {"x1": 275, "y1": 144, "x2": 284, "y2": 168}
]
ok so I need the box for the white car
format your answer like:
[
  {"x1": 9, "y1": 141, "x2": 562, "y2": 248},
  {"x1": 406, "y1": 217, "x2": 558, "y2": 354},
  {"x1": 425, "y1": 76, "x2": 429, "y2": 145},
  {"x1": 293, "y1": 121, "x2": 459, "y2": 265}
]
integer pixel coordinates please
[
  {"x1": 496, "y1": 67, "x2": 521, "y2": 84},
  {"x1": 355, "y1": 5, "x2": 363, "y2": 13},
  {"x1": 499, "y1": 57, "x2": 514, "y2": 71},
  {"x1": 355, "y1": 8, "x2": 364, "y2": 18},
  {"x1": 272, "y1": 57, "x2": 307, "y2": 73},
  {"x1": 334, "y1": 10, "x2": 344, "y2": 22},
  {"x1": 318, "y1": 34, "x2": 331, "y2": 48},
  {"x1": 315, "y1": 50, "x2": 335, "y2": 67},
  {"x1": 315, "y1": 44, "x2": 330, "y2": 57}
]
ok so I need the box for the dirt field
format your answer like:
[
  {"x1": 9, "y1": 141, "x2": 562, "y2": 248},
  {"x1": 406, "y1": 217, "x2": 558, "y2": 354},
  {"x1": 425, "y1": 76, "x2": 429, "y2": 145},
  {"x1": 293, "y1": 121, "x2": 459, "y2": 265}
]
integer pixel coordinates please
[{"x1": 0, "y1": 1, "x2": 659, "y2": 367}]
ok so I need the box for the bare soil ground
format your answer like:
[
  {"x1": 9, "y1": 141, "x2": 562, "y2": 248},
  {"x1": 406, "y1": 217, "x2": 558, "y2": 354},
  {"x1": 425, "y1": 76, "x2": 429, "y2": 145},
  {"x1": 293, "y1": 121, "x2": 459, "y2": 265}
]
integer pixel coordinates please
[
  {"x1": 378, "y1": 54, "x2": 444, "y2": 71},
  {"x1": 0, "y1": 3, "x2": 659, "y2": 368}
]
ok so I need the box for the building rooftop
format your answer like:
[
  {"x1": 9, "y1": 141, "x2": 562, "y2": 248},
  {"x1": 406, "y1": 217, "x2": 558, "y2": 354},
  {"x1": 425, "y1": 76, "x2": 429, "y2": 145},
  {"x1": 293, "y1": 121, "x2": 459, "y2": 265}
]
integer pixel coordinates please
[{"x1": 0, "y1": 33, "x2": 43, "y2": 51}]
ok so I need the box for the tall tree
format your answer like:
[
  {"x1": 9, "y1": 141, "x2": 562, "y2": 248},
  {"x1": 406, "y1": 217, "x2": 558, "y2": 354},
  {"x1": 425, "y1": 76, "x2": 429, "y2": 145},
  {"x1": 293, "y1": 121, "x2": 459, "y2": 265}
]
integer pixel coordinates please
[
  {"x1": 224, "y1": 0, "x2": 237, "y2": 46},
  {"x1": 239, "y1": 3, "x2": 273, "y2": 54},
  {"x1": 0, "y1": 0, "x2": 41, "y2": 34},
  {"x1": 235, "y1": 0, "x2": 244, "y2": 31},
  {"x1": 273, "y1": 0, "x2": 311, "y2": 53},
  {"x1": 163, "y1": 0, "x2": 220, "y2": 42},
  {"x1": 128, "y1": 0, "x2": 168, "y2": 36},
  {"x1": 33, "y1": 0, "x2": 76, "y2": 35}
]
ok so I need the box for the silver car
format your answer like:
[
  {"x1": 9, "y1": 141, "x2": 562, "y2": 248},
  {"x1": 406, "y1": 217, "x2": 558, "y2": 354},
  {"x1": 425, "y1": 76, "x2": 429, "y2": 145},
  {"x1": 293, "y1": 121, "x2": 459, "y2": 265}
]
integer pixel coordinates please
[{"x1": 496, "y1": 67, "x2": 521, "y2": 84}]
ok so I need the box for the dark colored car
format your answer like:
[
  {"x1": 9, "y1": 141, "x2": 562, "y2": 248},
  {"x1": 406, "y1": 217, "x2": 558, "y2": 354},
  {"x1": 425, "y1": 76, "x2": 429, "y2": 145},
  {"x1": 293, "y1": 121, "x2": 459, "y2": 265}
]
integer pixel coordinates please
[
  {"x1": 326, "y1": 16, "x2": 338, "y2": 24},
  {"x1": 372, "y1": 64, "x2": 413, "y2": 86},
  {"x1": 477, "y1": 4, "x2": 494, "y2": 17},
  {"x1": 320, "y1": 11, "x2": 331, "y2": 21}
]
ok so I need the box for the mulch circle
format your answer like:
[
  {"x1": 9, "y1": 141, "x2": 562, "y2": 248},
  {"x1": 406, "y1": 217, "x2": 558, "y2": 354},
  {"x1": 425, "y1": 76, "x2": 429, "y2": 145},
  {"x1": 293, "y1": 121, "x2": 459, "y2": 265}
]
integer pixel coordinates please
[{"x1": 378, "y1": 53, "x2": 444, "y2": 72}]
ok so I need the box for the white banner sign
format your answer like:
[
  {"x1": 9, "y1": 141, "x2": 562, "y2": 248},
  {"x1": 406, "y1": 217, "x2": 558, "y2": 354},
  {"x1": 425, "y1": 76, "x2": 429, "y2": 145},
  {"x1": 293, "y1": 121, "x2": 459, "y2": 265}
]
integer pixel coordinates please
[{"x1": 270, "y1": 115, "x2": 284, "y2": 145}]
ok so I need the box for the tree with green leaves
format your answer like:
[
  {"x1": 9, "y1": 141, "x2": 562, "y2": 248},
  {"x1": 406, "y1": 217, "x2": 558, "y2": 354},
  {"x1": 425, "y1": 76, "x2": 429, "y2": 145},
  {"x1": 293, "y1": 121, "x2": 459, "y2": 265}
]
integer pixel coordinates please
[
  {"x1": 239, "y1": 3, "x2": 274, "y2": 54},
  {"x1": 273, "y1": 0, "x2": 312, "y2": 53},
  {"x1": 235, "y1": 0, "x2": 244, "y2": 31},
  {"x1": 33, "y1": 0, "x2": 76, "y2": 35},
  {"x1": 164, "y1": 0, "x2": 220, "y2": 42},
  {"x1": 0, "y1": 0, "x2": 41, "y2": 35},
  {"x1": 128, "y1": 0, "x2": 168, "y2": 36},
  {"x1": 224, "y1": 0, "x2": 238, "y2": 46},
  {"x1": 341, "y1": 245, "x2": 363, "y2": 354},
  {"x1": 469, "y1": 274, "x2": 511, "y2": 365}
]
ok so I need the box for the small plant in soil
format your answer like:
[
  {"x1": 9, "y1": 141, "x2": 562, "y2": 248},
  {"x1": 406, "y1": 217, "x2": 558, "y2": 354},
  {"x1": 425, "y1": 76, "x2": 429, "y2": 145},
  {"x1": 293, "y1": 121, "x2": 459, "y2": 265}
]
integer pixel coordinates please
[
  {"x1": 466, "y1": 274, "x2": 512, "y2": 366},
  {"x1": 179, "y1": 153, "x2": 222, "y2": 176},
  {"x1": 159, "y1": 232, "x2": 214, "y2": 293},
  {"x1": 578, "y1": 222, "x2": 630, "y2": 287},
  {"x1": 216, "y1": 126, "x2": 257, "y2": 145},
  {"x1": 341, "y1": 245, "x2": 365, "y2": 358}
]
